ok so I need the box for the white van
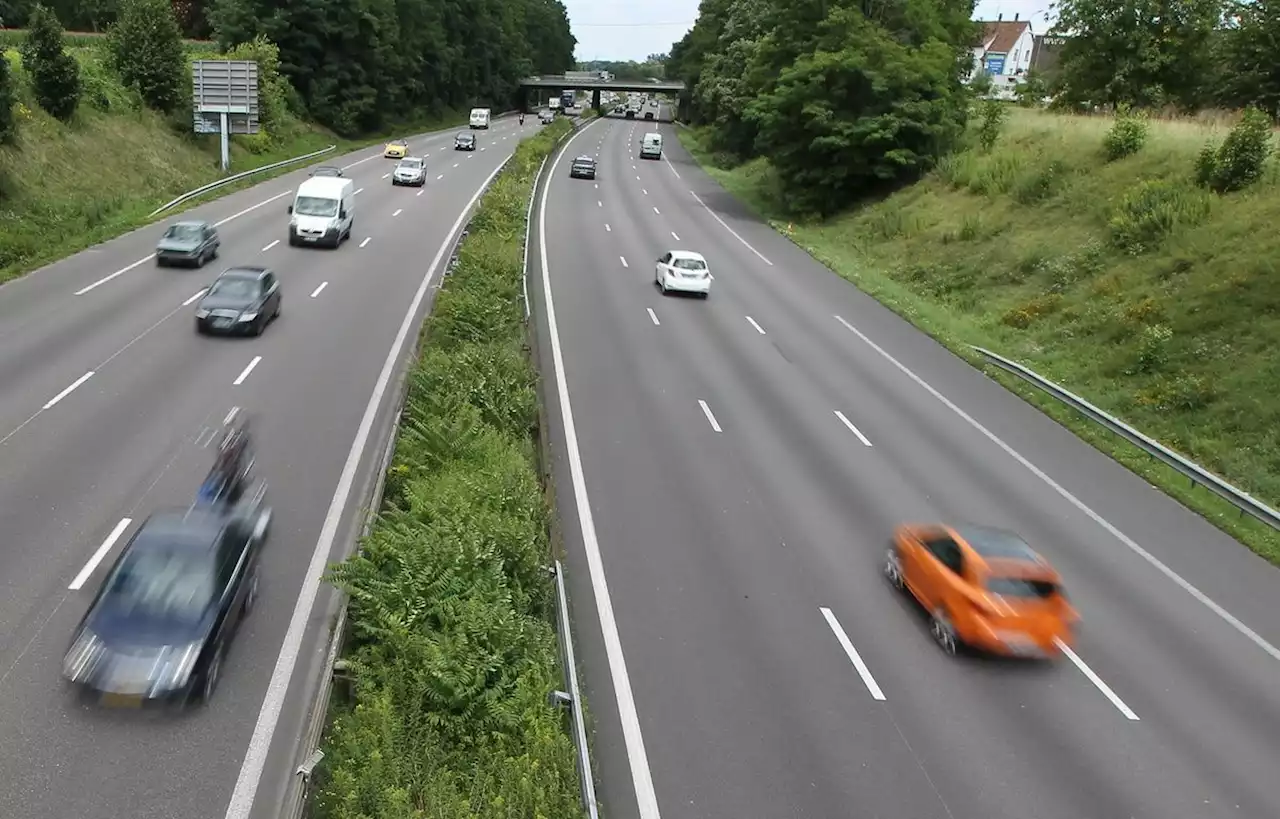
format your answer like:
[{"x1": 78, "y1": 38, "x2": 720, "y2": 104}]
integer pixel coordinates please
[
  {"x1": 287, "y1": 176, "x2": 355, "y2": 248},
  {"x1": 469, "y1": 107, "x2": 491, "y2": 129},
  {"x1": 640, "y1": 132, "x2": 663, "y2": 160}
]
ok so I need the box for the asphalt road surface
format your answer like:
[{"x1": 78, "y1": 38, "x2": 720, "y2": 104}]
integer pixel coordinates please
[
  {"x1": 530, "y1": 109, "x2": 1280, "y2": 819},
  {"x1": 0, "y1": 114, "x2": 545, "y2": 819}
]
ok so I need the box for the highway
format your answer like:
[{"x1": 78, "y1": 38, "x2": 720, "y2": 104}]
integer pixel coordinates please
[
  {"x1": 0, "y1": 114, "x2": 541, "y2": 819},
  {"x1": 531, "y1": 109, "x2": 1280, "y2": 818}
]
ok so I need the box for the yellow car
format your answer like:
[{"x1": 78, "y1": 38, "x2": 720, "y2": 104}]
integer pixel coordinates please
[{"x1": 383, "y1": 139, "x2": 408, "y2": 159}]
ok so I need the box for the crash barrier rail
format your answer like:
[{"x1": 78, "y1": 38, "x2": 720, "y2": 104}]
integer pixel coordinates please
[
  {"x1": 524, "y1": 119, "x2": 601, "y2": 819},
  {"x1": 147, "y1": 112, "x2": 521, "y2": 219},
  {"x1": 282, "y1": 151, "x2": 517, "y2": 819},
  {"x1": 972, "y1": 346, "x2": 1280, "y2": 531}
]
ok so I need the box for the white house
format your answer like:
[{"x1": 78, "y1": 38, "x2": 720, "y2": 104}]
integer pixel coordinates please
[{"x1": 970, "y1": 15, "x2": 1036, "y2": 98}]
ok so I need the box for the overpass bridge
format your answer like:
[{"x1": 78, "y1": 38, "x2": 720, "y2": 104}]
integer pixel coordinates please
[{"x1": 518, "y1": 75, "x2": 685, "y2": 113}]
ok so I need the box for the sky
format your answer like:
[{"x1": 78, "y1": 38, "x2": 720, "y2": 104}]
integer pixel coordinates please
[{"x1": 563, "y1": 0, "x2": 1057, "y2": 63}]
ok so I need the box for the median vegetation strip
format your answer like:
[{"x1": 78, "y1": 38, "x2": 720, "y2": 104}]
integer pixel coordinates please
[
  {"x1": 677, "y1": 106, "x2": 1280, "y2": 565},
  {"x1": 311, "y1": 118, "x2": 581, "y2": 818}
]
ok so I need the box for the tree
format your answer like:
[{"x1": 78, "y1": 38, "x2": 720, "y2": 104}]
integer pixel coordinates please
[
  {"x1": 1214, "y1": 0, "x2": 1280, "y2": 116},
  {"x1": 0, "y1": 54, "x2": 17, "y2": 144},
  {"x1": 20, "y1": 4, "x2": 81, "y2": 121},
  {"x1": 107, "y1": 0, "x2": 187, "y2": 113},
  {"x1": 1049, "y1": 0, "x2": 1224, "y2": 110}
]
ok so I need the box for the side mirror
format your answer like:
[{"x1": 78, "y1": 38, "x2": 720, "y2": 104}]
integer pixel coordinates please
[
  {"x1": 286, "y1": 205, "x2": 293, "y2": 214},
  {"x1": 340, "y1": 208, "x2": 347, "y2": 219}
]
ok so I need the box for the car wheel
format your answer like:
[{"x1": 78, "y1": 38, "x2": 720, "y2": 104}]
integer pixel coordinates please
[
  {"x1": 242, "y1": 568, "x2": 259, "y2": 618},
  {"x1": 272, "y1": 298, "x2": 281, "y2": 319},
  {"x1": 195, "y1": 321, "x2": 206, "y2": 335},
  {"x1": 199, "y1": 648, "x2": 222, "y2": 704},
  {"x1": 883, "y1": 547, "x2": 905, "y2": 590},
  {"x1": 156, "y1": 257, "x2": 166, "y2": 268},
  {"x1": 700, "y1": 291, "x2": 710, "y2": 300},
  {"x1": 930, "y1": 608, "x2": 959, "y2": 656},
  {"x1": 254, "y1": 316, "x2": 266, "y2": 336},
  {"x1": 211, "y1": 244, "x2": 219, "y2": 260}
]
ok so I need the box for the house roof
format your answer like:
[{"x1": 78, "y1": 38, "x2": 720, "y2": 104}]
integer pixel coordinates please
[{"x1": 978, "y1": 20, "x2": 1031, "y2": 54}]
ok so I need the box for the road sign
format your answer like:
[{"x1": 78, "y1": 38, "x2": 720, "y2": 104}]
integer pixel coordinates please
[{"x1": 191, "y1": 60, "x2": 260, "y2": 171}]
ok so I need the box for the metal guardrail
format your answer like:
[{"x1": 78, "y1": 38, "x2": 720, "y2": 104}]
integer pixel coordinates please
[
  {"x1": 522, "y1": 155, "x2": 549, "y2": 319},
  {"x1": 972, "y1": 345, "x2": 1280, "y2": 531},
  {"x1": 147, "y1": 145, "x2": 337, "y2": 218}
]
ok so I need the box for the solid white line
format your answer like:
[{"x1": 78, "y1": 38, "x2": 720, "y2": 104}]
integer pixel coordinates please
[
  {"x1": 310, "y1": 282, "x2": 328, "y2": 298},
  {"x1": 213, "y1": 190, "x2": 292, "y2": 229},
  {"x1": 392, "y1": 208, "x2": 403, "y2": 217},
  {"x1": 68, "y1": 517, "x2": 133, "y2": 590},
  {"x1": 744, "y1": 316, "x2": 766, "y2": 335},
  {"x1": 820, "y1": 607, "x2": 887, "y2": 701},
  {"x1": 605, "y1": 223, "x2": 611, "y2": 232},
  {"x1": 662, "y1": 154, "x2": 682, "y2": 179},
  {"x1": 620, "y1": 256, "x2": 629, "y2": 268},
  {"x1": 221, "y1": 157, "x2": 511, "y2": 819},
  {"x1": 183, "y1": 288, "x2": 208, "y2": 306},
  {"x1": 75, "y1": 256, "x2": 154, "y2": 295},
  {"x1": 834, "y1": 410, "x2": 872, "y2": 446},
  {"x1": 43, "y1": 371, "x2": 94, "y2": 409},
  {"x1": 671, "y1": 231, "x2": 680, "y2": 241},
  {"x1": 690, "y1": 190, "x2": 773, "y2": 266},
  {"x1": 538, "y1": 119, "x2": 662, "y2": 819},
  {"x1": 359, "y1": 237, "x2": 371, "y2": 248},
  {"x1": 1055, "y1": 639, "x2": 1140, "y2": 720},
  {"x1": 831, "y1": 314, "x2": 1280, "y2": 665},
  {"x1": 232, "y1": 356, "x2": 261, "y2": 386},
  {"x1": 223, "y1": 406, "x2": 240, "y2": 425},
  {"x1": 261, "y1": 239, "x2": 279, "y2": 252},
  {"x1": 698, "y1": 399, "x2": 722, "y2": 432},
  {"x1": 646, "y1": 307, "x2": 660, "y2": 325},
  {"x1": 355, "y1": 187, "x2": 364, "y2": 195}
]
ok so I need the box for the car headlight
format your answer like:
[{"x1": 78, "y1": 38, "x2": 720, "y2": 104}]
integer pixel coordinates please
[
  {"x1": 150, "y1": 642, "x2": 202, "y2": 691},
  {"x1": 238, "y1": 311, "x2": 258, "y2": 322},
  {"x1": 195, "y1": 308, "x2": 210, "y2": 318},
  {"x1": 63, "y1": 630, "x2": 105, "y2": 681}
]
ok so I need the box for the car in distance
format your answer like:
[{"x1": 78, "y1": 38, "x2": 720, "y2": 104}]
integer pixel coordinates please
[
  {"x1": 383, "y1": 139, "x2": 409, "y2": 159},
  {"x1": 309, "y1": 165, "x2": 343, "y2": 177},
  {"x1": 644, "y1": 110, "x2": 655, "y2": 120},
  {"x1": 569, "y1": 155, "x2": 597, "y2": 179},
  {"x1": 454, "y1": 132, "x2": 476, "y2": 151},
  {"x1": 194, "y1": 266, "x2": 282, "y2": 336},
  {"x1": 538, "y1": 109, "x2": 555, "y2": 124},
  {"x1": 655, "y1": 249, "x2": 711, "y2": 298},
  {"x1": 885, "y1": 523, "x2": 1079, "y2": 658},
  {"x1": 392, "y1": 156, "x2": 427, "y2": 186},
  {"x1": 61, "y1": 500, "x2": 271, "y2": 708},
  {"x1": 156, "y1": 220, "x2": 219, "y2": 268}
]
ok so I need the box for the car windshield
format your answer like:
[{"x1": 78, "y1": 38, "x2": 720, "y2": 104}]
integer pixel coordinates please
[
  {"x1": 986, "y1": 577, "x2": 1059, "y2": 599},
  {"x1": 399, "y1": 159, "x2": 422, "y2": 169},
  {"x1": 314, "y1": 168, "x2": 339, "y2": 176},
  {"x1": 672, "y1": 257, "x2": 706, "y2": 271},
  {"x1": 294, "y1": 195, "x2": 338, "y2": 217},
  {"x1": 163, "y1": 224, "x2": 203, "y2": 242},
  {"x1": 101, "y1": 545, "x2": 215, "y2": 623},
  {"x1": 209, "y1": 277, "x2": 259, "y2": 299}
]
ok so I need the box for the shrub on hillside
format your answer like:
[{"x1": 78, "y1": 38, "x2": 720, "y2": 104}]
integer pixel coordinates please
[
  {"x1": 1108, "y1": 180, "x2": 1211, "y2": 255},
  {"x1": 1103, "y1": 107, "x2": 1148, "y2": 161},
  {"x1": 0, "y1": 54, "x2": 16, "y2": 144},
  {"x1": 20, "y1": 5, "x2": 81, "y2": 121},
  {"x1": 107, "y1": 0, "x2": 186, "y2": 113},
  {"x1": 977, "y1": 100, "x2": 1006, "y2": 152},
  {"x1": 223, "y1": 36, "x2": 296, "y2": 135},
  {"x1": 1194, "y1": 107, "x2": 1273, "y2": 193}
]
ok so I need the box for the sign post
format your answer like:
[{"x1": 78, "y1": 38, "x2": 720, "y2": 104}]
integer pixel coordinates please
[{"x1": 191, "y1": 60, "x2": 260, "y2": 173}]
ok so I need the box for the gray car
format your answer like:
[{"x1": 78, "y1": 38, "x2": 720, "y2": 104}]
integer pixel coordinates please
[
  {"x1": 156, "y1": 220, "x2": 220, "y2": 268},
  {"x1": 391, "y1": 157, "x2": 427, "y2": 186}
]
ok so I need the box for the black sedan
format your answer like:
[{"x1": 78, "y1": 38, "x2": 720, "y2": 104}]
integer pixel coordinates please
[
  {"x1": 569, "y1": 155, "x2": 597, "y2": 179},
  {"x1": 61, "y1": 497, "x2": 271, "y2": 708},
  {"x1": 195, "y1": 266, "x2": 282, "y2": 336},
  {"x1": 455, "y1": 132, "x2": 476, "y2": 151}
]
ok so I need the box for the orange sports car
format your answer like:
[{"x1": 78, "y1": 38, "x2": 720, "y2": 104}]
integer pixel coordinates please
[{"x1": 885, "y1": 523, "x2": 1079, "y2": 658}]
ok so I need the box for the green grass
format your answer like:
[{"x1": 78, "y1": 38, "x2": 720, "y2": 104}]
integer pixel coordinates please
[
  {"x1": 677, "y1": 107, "x2": 1280, "y2": 566},
  {"x1": 0, "y1": 42, "x2": 470, "y2": 282},
  {"x1": 310, "y1": 119, "x2": 581, "y2": 818}
]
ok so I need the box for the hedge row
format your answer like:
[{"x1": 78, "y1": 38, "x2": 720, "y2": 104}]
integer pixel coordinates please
[
  {"x1": 313, "y1": 117, "x2": 581, "y2": 819},
  {"x1": 0, "y1": 29, "x2": 218, "y2": 51}
]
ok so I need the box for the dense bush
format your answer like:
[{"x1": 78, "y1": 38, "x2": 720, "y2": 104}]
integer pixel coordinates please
[
  {"x1": 0, "y1": 54, "x2": 16, "y2": 145},
  {"x1": 106, "y1": 0, "x2": 187, "y2": 113},
  {"x1": 1108, "y1": 180, "x2": 1211, "y2": 255},
  {"x1": 1102, "y1": 107, "x2": 1148, "y2": 161},
  {"x1": 313, "y1": 120, "x2": 580, "y2": 819},
  {"x1": 1194, "y1": 107, "x2": 1273, "y2": 194},
  {"x1": 20, "y1": 4, "x2": 81, "y2": 121}
]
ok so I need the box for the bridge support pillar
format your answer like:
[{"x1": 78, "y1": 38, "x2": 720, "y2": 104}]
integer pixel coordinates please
[{"x1": 591, "y1": 88, "x2": 601, "y2": 113}]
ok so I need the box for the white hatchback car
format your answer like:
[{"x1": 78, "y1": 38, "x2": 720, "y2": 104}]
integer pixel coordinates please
[{"x1": 655, "y1": 249, "x2": 711, "y2": 297}]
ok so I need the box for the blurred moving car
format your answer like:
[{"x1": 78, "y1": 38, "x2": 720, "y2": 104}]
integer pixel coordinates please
[
  {"x1": 885, "y1": 523, "x2": 1079, "y2": 658},
  {"x1": 61, "y1": 496, "x2": 271, "y2": 708},
  {"x1": 538, "y1": 109, "x2": 555, "y2": 124},
  {"x1": 309, "y1": 165, "x2": 344, "y2": 177},
  {"x1": 454, "y1": 132, "x2": 477, "y2": 151},
  {"x1": 392, "y1": 156, "x2": 427, "y2": 186},
  {"x1": 383, "y1": 139, "x2": 409, "y2": 159},
  {"x1": 655, "y1": 249, "x2": 711, "y2": 298},
  {"x1": 194, "y1": 266, "x2": 282, "y2": 336},
  {"x1": 156, "y1": 220, "x2": 219, "y2": 268},
  {"x1": 569, "y1": 155, "x2": 597, "y2": 179}
]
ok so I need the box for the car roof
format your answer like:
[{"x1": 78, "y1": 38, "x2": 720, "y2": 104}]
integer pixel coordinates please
[
  {"x1": 399, "y1": 155, "x2": 423, "y2": 161},
  {"x1": 668, "y1": 249, "x2": 706, "y2": 262},
  {"x1": 951, "y1": 524, "x2": 1041, "y2": 562},
  {"x1": 218, "y1": 265, "x2": 269, "y2": 280},
  {"x1": 574, "y1": 155, "x2": 595, "y2": 161},
  {"x1": 131, "y1": 509, "x2": 225, "y2": 554},
  {"x1": 171, "y1": 219, "x2": 208, "y2": 228}
]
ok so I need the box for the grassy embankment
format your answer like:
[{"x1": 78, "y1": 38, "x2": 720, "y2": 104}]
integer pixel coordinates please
[
  {"x1": 678, "y1": 108, "x2": 1280, "y2": 566},
  {"x1": 311, "y1": 118, "x2": 583, "y2": 818},
  {"x1": 0, "y1": 30, "x2": 470, "y2": 283}
]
